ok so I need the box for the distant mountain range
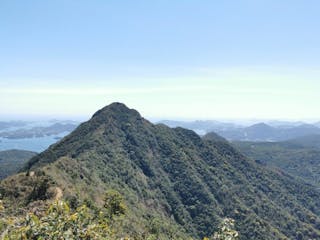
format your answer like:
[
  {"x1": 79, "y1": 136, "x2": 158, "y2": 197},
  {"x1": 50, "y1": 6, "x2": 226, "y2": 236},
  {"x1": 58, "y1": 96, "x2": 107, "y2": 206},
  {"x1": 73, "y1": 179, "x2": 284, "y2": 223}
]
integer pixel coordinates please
[
  {"x1": 2, "y1": 103, "x2": 320, "y2": 239},
  {"x1": 160, "y1": 120, "x2": 320, "y2": 142},
  {"x1": 220, "y1": 123, "x2": 320, "y2": 141},
  {"x1": 158, "y1": 120, "x2": 239, "y2": 135}
]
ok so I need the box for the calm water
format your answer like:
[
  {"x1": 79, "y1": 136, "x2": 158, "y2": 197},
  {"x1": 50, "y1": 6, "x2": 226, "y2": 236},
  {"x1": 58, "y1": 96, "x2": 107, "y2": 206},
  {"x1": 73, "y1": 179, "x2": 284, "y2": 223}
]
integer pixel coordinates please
[{"x1": 0, "y1": 132, "x2": 70, "y2": 153}]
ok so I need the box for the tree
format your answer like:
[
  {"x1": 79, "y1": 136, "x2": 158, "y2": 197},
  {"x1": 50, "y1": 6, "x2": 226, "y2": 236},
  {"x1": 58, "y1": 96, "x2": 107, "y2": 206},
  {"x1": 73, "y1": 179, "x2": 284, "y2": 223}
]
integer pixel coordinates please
[
  {"x1": 2, "y1": 201, "x2": 113, "y2": 239},
  {"x1": 103, "y1": 189, "x2": 127, "y2": 220},
  {"x1": 212, "y1": 218, "x2": 239, "y2": 240}
]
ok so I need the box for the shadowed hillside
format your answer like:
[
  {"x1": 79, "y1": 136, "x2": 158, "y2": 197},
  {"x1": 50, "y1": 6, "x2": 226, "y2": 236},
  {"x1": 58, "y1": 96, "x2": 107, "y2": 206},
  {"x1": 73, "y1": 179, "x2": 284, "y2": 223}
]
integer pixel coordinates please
[{"x1": 0, "y1": 150, "x2": 37, "y2": 180}]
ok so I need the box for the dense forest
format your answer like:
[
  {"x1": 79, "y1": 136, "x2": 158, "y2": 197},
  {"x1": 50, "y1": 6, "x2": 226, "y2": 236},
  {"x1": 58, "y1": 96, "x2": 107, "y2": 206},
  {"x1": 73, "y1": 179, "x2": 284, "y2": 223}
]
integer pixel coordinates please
[
  {"x1": 1, "y1": 103, "x2": 320, "y2": 239},
  {"x1": 234, "y1": 137, "x2": 320, "y2": 187}
]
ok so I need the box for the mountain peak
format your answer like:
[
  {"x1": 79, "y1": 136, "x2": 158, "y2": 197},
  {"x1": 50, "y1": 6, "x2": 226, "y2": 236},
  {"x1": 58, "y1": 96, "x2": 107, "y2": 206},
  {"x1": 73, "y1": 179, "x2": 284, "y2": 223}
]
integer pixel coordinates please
[
  {"x1": 91, "y1": 102, "x2": 142, "y2": 123},
  {"x1": 23, "y1": 103, "x2": 145, "y2": 170},
  {"x1": 245, "y1": 122, "x2": 274, "y2": 132},
  {"x1": 248, "y1": 122, "x2": 272, "y2": 128},
  {"x1": 202, "y1": 131, "x2": 228, "y2": 143}
]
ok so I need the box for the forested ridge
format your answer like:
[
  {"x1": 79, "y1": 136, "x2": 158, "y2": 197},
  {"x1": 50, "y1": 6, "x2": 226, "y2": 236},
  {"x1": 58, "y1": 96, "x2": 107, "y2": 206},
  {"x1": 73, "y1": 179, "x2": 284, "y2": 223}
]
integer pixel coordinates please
[{"x1": 1, "y1": 103, "x2": 320, "y2": 239}]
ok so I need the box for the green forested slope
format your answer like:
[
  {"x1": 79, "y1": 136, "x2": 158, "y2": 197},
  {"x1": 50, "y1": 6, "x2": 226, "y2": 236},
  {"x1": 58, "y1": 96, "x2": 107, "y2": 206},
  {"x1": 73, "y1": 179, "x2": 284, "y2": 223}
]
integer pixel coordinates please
[
  {"x1": 234, "y1": 140, "x2": 320, "y2": 188},
  {"x1": 0, "y1": 150, "x2": 37, "y2": 180},
  {"x1": 287, "y1": 134, "x2": 320, "y2": 149},
  {"x1": 1, "y1": 103, "x2": 320, "y2": 239}
]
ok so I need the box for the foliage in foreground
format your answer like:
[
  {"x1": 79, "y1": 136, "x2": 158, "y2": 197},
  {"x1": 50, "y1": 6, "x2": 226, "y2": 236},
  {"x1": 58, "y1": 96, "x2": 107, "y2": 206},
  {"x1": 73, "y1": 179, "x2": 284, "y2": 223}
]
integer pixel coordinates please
[
  {"x1": 1, "y1": 190, "x2": 127, "y2": 240},
  {"x1": 0, "y1": 191, "x2": 238, "y2": 240}
]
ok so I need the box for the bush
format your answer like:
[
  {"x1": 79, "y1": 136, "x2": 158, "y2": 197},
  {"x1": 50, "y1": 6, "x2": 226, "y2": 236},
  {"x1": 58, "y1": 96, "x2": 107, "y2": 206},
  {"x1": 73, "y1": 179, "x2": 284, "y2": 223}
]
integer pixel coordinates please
[
  {"x1": 212, "y1": 218, "x2": 239, "y2": 240},
  {"x1": 1, "y1": 190, "x2": 128, "y2": 240}
]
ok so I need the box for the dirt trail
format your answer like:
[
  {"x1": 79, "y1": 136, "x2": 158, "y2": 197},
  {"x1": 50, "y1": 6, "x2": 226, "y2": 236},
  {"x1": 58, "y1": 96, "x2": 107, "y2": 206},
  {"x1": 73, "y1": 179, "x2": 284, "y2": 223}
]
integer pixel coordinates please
[{"x1": 54, "y1": 187, "x2": 63, "y2": 201}]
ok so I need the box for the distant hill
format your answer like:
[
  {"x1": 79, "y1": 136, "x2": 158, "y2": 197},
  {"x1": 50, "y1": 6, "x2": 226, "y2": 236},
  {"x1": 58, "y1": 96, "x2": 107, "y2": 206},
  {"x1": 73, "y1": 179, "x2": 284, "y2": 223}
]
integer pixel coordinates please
[
  {"x1": 2, "y1": 103, "x2": 320, "y2": 239},
  {"x1": 242, "y1": 123, "x2": 276, "y2": 140},
  {"x1": 0, "y1": 150, "x2": 37, "y2": 180},
  {"x1": 160, "y1": 120, "x2": 320, "y2": 142},
  {"x1": 220, "y1": 123, "x2": 320, "y2": 141},
  {"x1": 202, "y1": 132, "x2": 228, "y2": 143},
  {"x1": 0, "y1": 123, "x2": 77, "y2": 139},
  {"x1": 0, "y1": 122, "x2": 79, "y2": 152},
  {"x1": 158, "y1": 120, "x2": 239, "y2": 135},
  {"x1": 234, "y1": 137, "x2": 320, "y2": 187},
  {"x1": 264, "y1": 120, "x2": 307, "y2": 128},
  {"x1": 0, "y1": 121, "x2": 28, "y2": 131}
]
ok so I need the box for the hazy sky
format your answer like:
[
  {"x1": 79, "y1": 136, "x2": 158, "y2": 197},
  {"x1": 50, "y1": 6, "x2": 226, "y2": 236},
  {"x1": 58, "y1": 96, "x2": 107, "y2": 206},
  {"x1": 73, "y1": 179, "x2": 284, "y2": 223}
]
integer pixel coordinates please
[{"x1": 1, "y1": 1, "x2": 320, "y2": 120}]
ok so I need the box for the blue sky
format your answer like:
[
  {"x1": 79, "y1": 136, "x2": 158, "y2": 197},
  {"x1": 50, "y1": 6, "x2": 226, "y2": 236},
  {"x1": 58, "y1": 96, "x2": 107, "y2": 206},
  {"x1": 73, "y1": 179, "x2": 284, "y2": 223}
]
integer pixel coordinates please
[{"x1": 1, "y1": 1, "x2": 320, "y2": 120}]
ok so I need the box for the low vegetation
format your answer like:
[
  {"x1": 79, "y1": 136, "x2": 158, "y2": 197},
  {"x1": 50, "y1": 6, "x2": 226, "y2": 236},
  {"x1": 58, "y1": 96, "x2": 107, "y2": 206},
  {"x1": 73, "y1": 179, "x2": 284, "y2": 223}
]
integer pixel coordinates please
[{"x1": 0, "y1": 191, "x2": 238, "y2": 240}]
